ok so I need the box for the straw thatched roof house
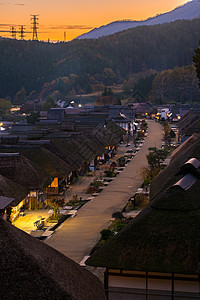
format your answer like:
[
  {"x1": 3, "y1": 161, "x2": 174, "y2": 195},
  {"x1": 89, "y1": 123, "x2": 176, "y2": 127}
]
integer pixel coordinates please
[
  {"x1": 19, "y1": 146, "x2": 72, "y2": 179},
  {"x1": 105, "y1": 121, "x2": 125, "y2": 145},
  {"x1": 0, "y1": 218, "x2": 106, "y2": 300},
  {"x1": 86, "y1": 157, "x2": 200, "y2": 300},
  {"x1": 178, "y1": 107, "x2": 200, "y2": 141},
  {"x1": 0, "y1": 143, "x2": 74, "y2": 203},
  {"x1": 0, "y1": 196, "x2": 14, "y2": 220},
  {"x1": 0, "y1": 174, "x2": 28, "y2": 205},
  {"x1": 0, "y1": 153, "x2": 52, "y2": 190},
  {"x1": 150, "y1": 133, "x2": 200, "y2": 200},
  {"x1": 44, "y1": 139, "x2": 82, "y2": 171},
  {"x1": 0, "y1": 174, "x2": 28, "y2": 222},
  {"x1": 182, "y1": 118, "x2": 200, "y2": 140}
]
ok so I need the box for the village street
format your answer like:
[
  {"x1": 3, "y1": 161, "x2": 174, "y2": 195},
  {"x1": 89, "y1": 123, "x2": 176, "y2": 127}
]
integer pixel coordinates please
[{"x1": 45, "y1": 120, "x2": 163, "y2": 264}]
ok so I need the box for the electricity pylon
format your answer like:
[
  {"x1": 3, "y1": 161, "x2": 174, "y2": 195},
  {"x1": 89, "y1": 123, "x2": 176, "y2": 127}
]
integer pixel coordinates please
[
  {"x1": 31, "y1": 14, "x2": 39, "y2": 40},
  {"x1": 19, "y1": 25, "x2": 25, "y2": 40},
  {"x1": 10, "y1": 26, "x2": 16, "y2": 39}
]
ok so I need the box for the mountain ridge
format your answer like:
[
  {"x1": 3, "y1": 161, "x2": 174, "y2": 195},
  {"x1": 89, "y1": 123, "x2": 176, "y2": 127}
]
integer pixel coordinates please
[{"x1": 78, "y1": 0, "x2": 200, "y2": 39}]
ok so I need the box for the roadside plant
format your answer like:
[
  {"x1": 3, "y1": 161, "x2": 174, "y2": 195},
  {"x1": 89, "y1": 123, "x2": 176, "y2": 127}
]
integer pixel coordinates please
[
  {"x1": 117, "y1": 156, "x2": 126, "y2": 167},
  {"x1": 141, "y1": 147, "x2": 169, "y2": 184},
  {"x1": 48, "y1": 198, "x2": 65, "y2": 218},
  {"x1": 100, "y1": 229, "x2": 114, "y2": 241}
]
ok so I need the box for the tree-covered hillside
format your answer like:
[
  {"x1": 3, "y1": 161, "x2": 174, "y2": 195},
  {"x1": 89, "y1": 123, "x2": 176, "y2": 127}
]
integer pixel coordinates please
[
  {"x1": 1, "y1": 19, "x2": 200, "y2": 100},
  {"x1": 149, "y1": 65, "x2": 200, "y2": 104}
]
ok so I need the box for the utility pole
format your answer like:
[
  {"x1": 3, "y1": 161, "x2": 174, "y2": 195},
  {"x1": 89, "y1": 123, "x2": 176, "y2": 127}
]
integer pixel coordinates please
[
  {"x1": 31, "y1": 14, "x2": 39, "y2": 40},
  {"x1": 64, "y1": 31, "x2": 66, "y2": 42},
  {"x1": 10, "y1": 26, "x2": 16, "y2": 39},
  {"x1": 19, "y1": 25, "x2": 25, "y2": 40}
]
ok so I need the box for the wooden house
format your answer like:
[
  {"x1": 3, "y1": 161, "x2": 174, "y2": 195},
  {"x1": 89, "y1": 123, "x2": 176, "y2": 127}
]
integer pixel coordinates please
[
  {"x1": 0, "y1": 153, "x2": 52, "y2": 210},
  {"x1": 0, "y1": 196, "x2": 14, "y2": 220},
  {"x1": 0, "y1": 174, "x2": 28, "y2": 222}
]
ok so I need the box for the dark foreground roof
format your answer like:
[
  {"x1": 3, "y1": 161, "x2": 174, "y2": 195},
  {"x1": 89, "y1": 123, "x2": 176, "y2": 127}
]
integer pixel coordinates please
[
  {"x1": 86, "y1": 163, "x2": 200, "y2": 274},
  {"x1": 0, "y1": 218, "x2": 106, "y2": 300}
]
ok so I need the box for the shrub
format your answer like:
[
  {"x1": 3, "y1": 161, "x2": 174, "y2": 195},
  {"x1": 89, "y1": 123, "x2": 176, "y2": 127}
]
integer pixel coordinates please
[
  {"x1": 117, "y1": 156, "x2": 126, "y2": 167},
  {"x1": 112, "y1": 211, "x2": 124, "y2": 220},
  {"x1": 104, "y1": 169, "x2": 116, "y2": 177},
  {"x1": 100, "y1": 229, "x2": 114, "y2": 241},
  {"x1": 110, "y1": 161, "x2": 117, "y2": 168},
  {"x1": 90, "y1": 180, "x2": 103, "y2": 188},
  {"x1": 135, "y1": 194, "x2": 149, "y2": 208},
  {"x1": 86, "y1": 186, "x2": 99, "y2": 194},
  {"x1": 115, "y1": 220, "x2": 126, "y2": 232}
]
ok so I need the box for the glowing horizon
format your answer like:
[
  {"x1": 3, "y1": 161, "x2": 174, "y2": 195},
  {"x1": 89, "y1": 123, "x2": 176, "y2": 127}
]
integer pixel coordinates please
[{"x1": 0, "y1": 0, "x2": 192, "y2": 42}]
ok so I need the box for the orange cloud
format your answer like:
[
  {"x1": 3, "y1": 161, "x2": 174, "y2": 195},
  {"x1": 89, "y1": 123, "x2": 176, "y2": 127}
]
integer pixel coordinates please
[
  {"x1": 49, "y1": 25, "x2": 94, "y2": 30},
  {"x1": 0, "y1": 2, "x2": 24, "y2": 5}
]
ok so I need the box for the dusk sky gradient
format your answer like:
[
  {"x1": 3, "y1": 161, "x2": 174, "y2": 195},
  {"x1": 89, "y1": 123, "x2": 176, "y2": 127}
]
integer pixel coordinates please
[{"x1": 0, "y1": 0, "x2": 191, "y2": 41}]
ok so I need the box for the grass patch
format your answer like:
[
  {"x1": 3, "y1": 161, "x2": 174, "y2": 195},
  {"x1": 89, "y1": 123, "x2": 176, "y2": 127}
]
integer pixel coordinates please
[{"x1": 46, "y1": 214, "x2": 63, "y2": 223}]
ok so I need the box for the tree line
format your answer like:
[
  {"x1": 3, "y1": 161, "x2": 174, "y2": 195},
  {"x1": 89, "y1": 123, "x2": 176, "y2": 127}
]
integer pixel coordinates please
[{"x1": 1, "y1": 19, "x2": 200, "y2": 102}]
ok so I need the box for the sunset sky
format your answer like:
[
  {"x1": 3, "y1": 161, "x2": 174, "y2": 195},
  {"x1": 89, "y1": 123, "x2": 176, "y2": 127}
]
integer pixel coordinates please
[{"x1": 0, "y1": 0, "x2": 191, "y2": 41}]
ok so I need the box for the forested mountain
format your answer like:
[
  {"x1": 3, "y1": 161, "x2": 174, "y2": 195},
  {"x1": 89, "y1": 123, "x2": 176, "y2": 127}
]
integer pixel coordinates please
[
  {"x1": 149, "y1": 65, "x2": 200, "y2": 104},
  {"x1": 78, "y1": 0, "x2": 200, "y2": 39},
  {"x1": 1, "y1": 19, "x2": 200, "y2": 101}
]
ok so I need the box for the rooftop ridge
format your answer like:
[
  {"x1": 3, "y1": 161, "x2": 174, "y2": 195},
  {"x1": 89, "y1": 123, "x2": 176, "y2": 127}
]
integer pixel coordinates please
[{"x1": 173, "y1": 173, "x2": 197, "y2": 191}]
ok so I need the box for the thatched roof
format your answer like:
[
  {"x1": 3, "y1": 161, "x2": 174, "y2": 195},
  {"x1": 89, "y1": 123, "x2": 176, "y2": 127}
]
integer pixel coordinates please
[
  {"x1": 184, "y1": 118, "x2": 200, "y2": 136},
  {"x1": 20, "y1": 147, "x2": 72, "y2": 178},
  {"x1": 86, "y1": 171, "x2": 200, "y2": 274},
  {"x1": 79, "y1": 127, "x2": 109, "y2": 153},
  {"x1": 46, "y1": 139, "x2": 83, "y2": 170},
  {"x1": 0, "y1": 154, "x2": 52, "y2": 190},
  {"x1": 150, "y1": 133, "x2": 200, "y2": 200},
  {"x1": 178, "y1": 109, "x2": 198, "y2": 136},
  {"x1": 0, "y1": 175, "x2": 28, "y2": 205},
  {"x1": 0, "y1": 144, "x2": 72, "y2": 179},
  {"x1": 71, "y1": 134, "x2": 99, "y2": 162},
  {"x1": 104, "y1": 121, "x2": 125, "y2": 145},
  {"x1": 48, "y1": 133, "x2": 102, "y2": 168},
  {"x1": 0, "y1": 196, "x2": 14, "y2": 210},
  {"x1": 0, "y1": 218, "x2": 106, "y2": 300}
]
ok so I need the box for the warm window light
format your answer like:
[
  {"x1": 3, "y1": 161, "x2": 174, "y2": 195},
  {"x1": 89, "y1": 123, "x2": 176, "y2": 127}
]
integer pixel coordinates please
[{"x1": 10, "y1": 107, "x2": 20, "y2": 112}]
